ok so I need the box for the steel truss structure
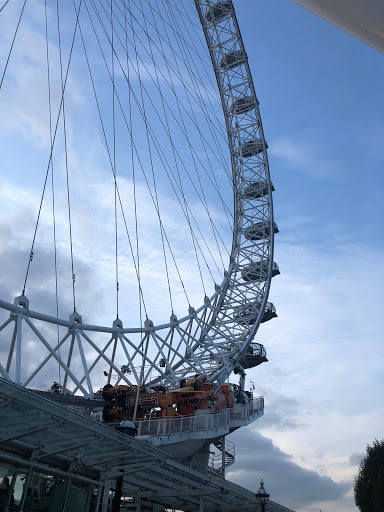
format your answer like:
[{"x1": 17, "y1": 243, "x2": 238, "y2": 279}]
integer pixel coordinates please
[
  {"x1": 0, "y1": 0, "x2": 276, "y2": 394},
  {"x1": 0, "y1": 379, "x2": 294, "y2": 512}
]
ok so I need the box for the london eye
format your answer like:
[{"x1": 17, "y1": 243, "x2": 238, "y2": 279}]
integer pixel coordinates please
[{"x1": 0, "y1": 0, "x2": 278, "y2": 398}]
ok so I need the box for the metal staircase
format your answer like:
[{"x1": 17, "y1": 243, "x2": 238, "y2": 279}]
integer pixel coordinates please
[{"x1": 209, "y1": 436, "x2": 235, "y2": 476}]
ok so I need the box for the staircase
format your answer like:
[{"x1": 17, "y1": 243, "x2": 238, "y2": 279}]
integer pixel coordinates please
[{"x1": 209, "y1": 437, "x2": 235, "y2": 476}]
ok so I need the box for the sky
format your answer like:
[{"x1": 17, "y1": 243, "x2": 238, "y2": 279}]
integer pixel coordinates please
[
  {"x1": 225, "y1": 1, "x2": 384, "y2": 511},
  {"x1": 0, "y1": 1, "x2": 384, "y2": 512}
]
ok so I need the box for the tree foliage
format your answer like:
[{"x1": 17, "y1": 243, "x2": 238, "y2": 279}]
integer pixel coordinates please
[{"x1": 354, "y1": 439, "x2": 384, "y2": 512}]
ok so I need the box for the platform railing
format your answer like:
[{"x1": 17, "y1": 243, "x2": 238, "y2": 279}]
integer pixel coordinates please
[
  {"x1": 135, "y1": 408, "x2": 231, "y2": 436},
  {"x1": 229, "y1": 396, "x2": 264, "y2": 421},
  {"x1": 209, "y1": 438, "x2": 235, "y2": 472},
  {"x1": 135, "y1": 396, "x2": 264, "y2": 437}
]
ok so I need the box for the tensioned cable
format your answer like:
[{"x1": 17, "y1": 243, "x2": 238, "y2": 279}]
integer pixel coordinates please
[
  {"x1": 88, "y1": 7, "x2": 229, "y2": 311},
  {"x1": 111, "y1": 0, "x2": 119, "y2": 319},
  {"x1": 75, "y1": 0, "x2": 150, "y2": 317},
  {"x1": 114, "y1": 0, "x2": 232, "y2": 170},
  {"x1": 172, "y1": 0, "x2": 207, "y2": 33},
  {"x1": 160, "y1": 0, "x2": 227, "y2": 271},
  {"x1": 126, "y1": 0, "x2": 224, "y2": 140},
  {"x1": 0, "y1": 0, "x2": 27, "y2": 91},
  {"x1": 0, "y1": 0, "x2": 12, "y2": 13},
  {"x1": 129, "y1": 0, "x2": 166, "y2": 297},
  {"x1": 164, "y1": 2, "x2": 234, "y2": 259},
  {"x1": 153, "y1": 0, "x2": 230, "y2": 152},
  {"x1": 116, "y1": 0, "x2": 233, "y2": 197},
  {"x1": 133, "y1": 0, "x2": 220, "y2": 111},
  {"x1": 81, "y1": 0, "x2": 176, "y2": 317},
  {"x1": 98, "y1": 0, "x2": 234, "y2": 250},
  {"x1": 57, "y1": 0, "x2": 76, "y2": 312},
  {"x1": 85, "y1": 2, "x2": 242, "y2": 354},
  {"x1": 135, "y1": 0, "x2": 174, "y2": 313},
  {"x1": 86, "y1": 0, "x2": 216, "y2": 299},
  {"x1": 148, "y1": 1, "x2": 231, "y2": 268},
  {"x1": 45, "y1": 0, "x2": 61, "y2": 385},
  {"x1": 110, "y1": 0, "x2": 234, "y2": 240},
  {"x1": 83, "y1": 0, "x2": 192, "y2": 314},
  {"x1": 96, "y1": 0, "x2": 222, "y2": 286},
  {"x1": 145, "y1": 6, "x2": 208, "y2": 295},
  {"x1": 123, "y1": 0, "x2": 144, "y2": 326},
  {"x1": 80, "y1": 0, "x2": 212, "y2": 315},
  {"x1": 165, "y1": 0, "x2": 234, "y2": 200},
  {"x1": 22, "y1": 0, "x2": 83, "y2": 295},
  {"x1": 128, "y1": 0, "x2": 161, "y2": 396},
  {"x1": 124, "y1": 1, "x2": 146, "y2": 391},
  {"x1": 167, "y1": 0, "x2": 218, "y2": 90},
  {"x1": 130, "y1": 0, "x2": 207, "y2": 298},
  {"x1": 111, "y1": 0, "x2": 230, "y2": 185}
]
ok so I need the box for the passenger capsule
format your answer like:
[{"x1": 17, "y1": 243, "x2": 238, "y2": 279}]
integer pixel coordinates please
[
  {"x1": 220, "y1": 50, "x2": 246, "y2": 70},
  {"x1": 243, "y1": 221, "x2": 279, "y2": 241},
  {"x1": 237, "y1": 342, "x2": 268, "y2": 370},
  {"x1": 231, "y1": 96, "x2": 256, "y2": 115},
  {"x1": 233, "y1": 301, "x2": 277, "y2": 325},
  {"x1": 237, "y1": 138, "x2": 267, "y2": 158},
  {"x1": 261, "y1": 302, "x2": 278, "y2": 323},
  {"x1": 242, "y1": 261, "x2": 280, "y2": 282},
  {"x1": 233, "y1": 302, "x2": 260, "y2": 325},
  {"x1": 243, "y1": 181, "x2": 275, "y2": 199},
  {"x1": 206, "y1": 1, "x2": 231, "y2": 23}
]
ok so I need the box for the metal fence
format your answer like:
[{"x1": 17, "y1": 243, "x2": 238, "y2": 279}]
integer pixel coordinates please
[
  {"x1": 135, "y1": 396, "x2": 264, "y2": 437},
  {"x1": 229, "y1": 396, "x2": 264, "y2": 421},
  {"x1": 136, "y1": 408, "x2": 230, "y2": 436}
]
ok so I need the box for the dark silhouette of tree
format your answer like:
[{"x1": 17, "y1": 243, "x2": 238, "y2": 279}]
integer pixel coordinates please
[{"x1": 354, "y1": 439, "x2": 384, "y2": 512}]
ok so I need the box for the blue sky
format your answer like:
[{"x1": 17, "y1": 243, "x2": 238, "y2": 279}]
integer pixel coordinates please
[
  {"x1": 0, "y1": 1, "x2": 383, "y2": 511},
  {"x1": 236, "y1": 0, "x2": 384, "y2": 246},
  {"x1": 226, "y1": 2, "x2": 384, "y2": 511}
]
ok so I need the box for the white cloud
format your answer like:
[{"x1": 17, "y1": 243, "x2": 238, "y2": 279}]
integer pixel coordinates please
[
  {"x1": 227, "y1": 428, "x2": 349, "y2": 510},
  {"x1": 269, "y1": 135, "x2": 344, "y2": 180},
  {"x1": 229, "y1": 235, "x2": 384, "y2": 511}
]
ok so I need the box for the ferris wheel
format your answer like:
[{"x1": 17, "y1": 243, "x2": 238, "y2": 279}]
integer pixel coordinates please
[{"x1": 0, "y1": 0, "x2": 278, "y2": 397}]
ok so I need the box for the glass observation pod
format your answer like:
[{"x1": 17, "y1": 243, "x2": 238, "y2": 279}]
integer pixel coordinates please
[
  {"x1": 237, "y1": 342, "x2": 268, "y2": 370},
  {"x1": 219, "y1": 50, "x2": 246, "y2": 70},
  {"x1": 233, "y1": 302, "x2": 278, "y2": 325},
  {"x1": 262, "y1": 302, "x2": 278, "y2": 323},
  {"x1": 206, "y1": 1, "x2": 232, "y2": 23},
  {"x1": 237, "y1": 138, "x2": 268, "y2": 158},
  {"x1": 243, "y1": 221, "x2": 279, "y2": 241},
  {"x1": 243, "y1": 181, "x2": 275, "y2": 199},
  {"x1": 230, "y1": 95, "x2": 258, "y2": 115},
  {"x1": 242, "y1": 261, "x2": 280, "y2": 282}
]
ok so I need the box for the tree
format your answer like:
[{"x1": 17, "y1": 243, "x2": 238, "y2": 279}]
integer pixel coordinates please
[{"x1": 354, "y1": 439, "x2": 384, "y2": 512}]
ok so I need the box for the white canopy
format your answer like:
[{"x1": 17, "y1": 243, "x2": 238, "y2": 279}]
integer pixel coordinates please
[{"x1": 291, "y1": 0, "x2": 384, "y2": 54}]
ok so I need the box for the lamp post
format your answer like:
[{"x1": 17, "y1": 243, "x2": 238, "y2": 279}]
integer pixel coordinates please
[{"x1": 256, "y1": 479, "x2": 270, "y2": 512}]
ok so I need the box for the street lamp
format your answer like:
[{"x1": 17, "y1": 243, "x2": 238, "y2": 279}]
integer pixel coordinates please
[{"x1": 256, "y1": 479, "x2": 270, "y2": 512}]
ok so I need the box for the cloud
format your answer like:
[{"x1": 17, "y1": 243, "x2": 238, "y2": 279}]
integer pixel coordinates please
[
  {"x1": 233, "y1": 235, "x2": 384, "y2": 511},
  {"x1": 0, "y1": 217, "x2": 109, "y2": 391},
  {"x1": 269, "y1": 135, "x2": 343, "y2": 180},
  {"x1": 227, "y1": 428, "x2": 349, "y2": 509},
  {"x1": 349, "y1": 453, "x2": 364, "y2": 466},
  {"x1": 0, "y1": 141, "x2": 232, "y2": 392},
  {"x1": 249, "y1": 388, "x2": 306, "y2": 431},
  {"x1": 0, "y1": 0, "x2": 85, "y2": 148}
]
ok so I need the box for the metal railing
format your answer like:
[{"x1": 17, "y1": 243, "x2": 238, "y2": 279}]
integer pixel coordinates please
[
  {"x1": 209, "y1": 438, "x2": 235, "y2": 471},
  {"x1": 136, "y1": 408, "x2": 231, "y2": 437},
  {"x1": 135, "y1": 396, "x2": 264, "y2": 437},
  {"x1": 229, "y1": 396, "x2": 264, "y2": 421}
]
